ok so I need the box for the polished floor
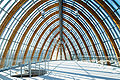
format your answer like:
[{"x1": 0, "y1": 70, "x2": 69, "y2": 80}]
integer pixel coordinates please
[{"x1": 0, "y1": 61, "x2": 120, "y2": 80}]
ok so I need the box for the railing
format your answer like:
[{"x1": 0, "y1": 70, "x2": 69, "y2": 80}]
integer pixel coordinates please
[
  {"x1": 0, "y1": 56, "x2": 120, "y2": 72},
  {"x1": 6, "y1": 59, "x2": 49, "y2": 79},
  {"x1": 0, "y1": 57, "x2": 120, "y2": 79}
]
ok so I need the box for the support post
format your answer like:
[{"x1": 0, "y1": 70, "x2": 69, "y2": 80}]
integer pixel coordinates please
[
  {"x1": 39, "y1": 61, "x2": 40, "y2": 76},
  {"x1": 35, "y1": 61, "x2": 36, "y2": 70},
  {"x1": 20, "y1": 62, "x2": 22, "y2": 78},
  {"x1": 29, "y1": 61, "x2": 31, "y2": 78},
  {"x1": 59, "y1": 0, "x2": 63, "y2": 60},
  {"x1": 44, "y1": 60, "x2": 46, "y2": 70},
  {"x1": 10, "y1": 65, "x2": 11, "y2": 77},
  {"x1": 48, "y1": 60, "x2": 49, "y2": 73}
]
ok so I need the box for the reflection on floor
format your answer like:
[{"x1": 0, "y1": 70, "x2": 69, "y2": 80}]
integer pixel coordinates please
[{"x1": 0, "y1": 61, "x2": 120, "y2": 80}]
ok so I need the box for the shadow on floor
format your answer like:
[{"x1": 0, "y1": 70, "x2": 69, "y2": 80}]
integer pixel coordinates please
[
  {"x1": 41, "y1": 75, "x2": 65, "y2": 80},
  {"x1": 50, "y1": 70, "x2": 120, "y2": 80},
  {"x1": 0, "y1": 74, "x2": 12, "y2": 80}
]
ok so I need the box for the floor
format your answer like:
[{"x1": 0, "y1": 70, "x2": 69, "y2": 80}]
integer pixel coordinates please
[{"x1": 0, "y1": 61, "x2": 120, "y2": 80}]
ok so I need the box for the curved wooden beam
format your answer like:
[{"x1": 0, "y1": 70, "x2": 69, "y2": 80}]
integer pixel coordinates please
[
  {"x1": 63, "y1": 25, "x2": 84, "y2": 59},
  {"x1": 56, "y1": 44, "x2": 60, "y2": 60},
  {"x1": 44, "y1": 25, "x2": 84, "y2": 60},
  {"x1": 50, "y1": 38, "x2": 60, "y2": 60},
  {"x1": 51, "y1": 43, "x2": 67, "y2": 60},
  {"x1": 47, "y1": 38, "x2": 73, "y2": 60},
  {"x1": 2, "y1": 2, "x2": 98, "y2": 67},
  {"x1": 44, "y1": 37, "x2": 60, "y2": 60},
  {"x1": 95, "y1": 0, "x2": 120, "y2": 30},
  {"x1": 23, "y1": 12, "x2": 93, "y2": 63},
  {"x1": 0, "y1": 0, "x2": 28, "y2": 36},
  {"x1": 30, "y1": 13, "x2": 89, "y2": 62},
  {"x1": 51, "y1": 38, "x2": 73, "y2": 60},
  {"x1": 50, "y1": 34, "x2": 76, "y2": 61},
  {"x1": 44, "y1": 17, "x2": 93, "y2": 61},
  {"x1": 2, "y1": 0, "x2": 118, "y2": 67},
  {"x1": 37, "y1": 31, "x2": 60, "y2": 61},
  {"x1": 13, "y1": 10, "x2": 95, "y2": 66},
  {"x1": 63, "y1": 18, "x2": 92, "y2": 61},
  {"x1": 49, "y1": 38, "x2": 72, "y2": 60},
  {"x1": 12, "y1": 3, "x2": 59, "y2": 65},
  {"x1": 63, "y1": 32, "x2": 79, "y2": 60},
  {"x1": 63, "y1": 3, "x2": 102, "y2": 61},
  {"x1": 1, "y1": 0, "x2": 119, "y2": 68},
  {"x1": 30, "y1": 19, "x2": 59, "y2": 61},
  {"x1": 48, "y1": 33, "x2": 74, "y2": 60},
  {"x1": 13, "y1": 12, "x2": 59, "y2": 65},
  {"x1": 22, "y1": 11, "x2": 58, "y2": 64},
  {"x1": 14, "y1": 4, "x2": 104, "y2": 65},
  {"x1": 38, "y1": 26, "x2": 76, "y2": 61},
  {"x1": 0, "y1": 0, "x2": 52, "y2": 68},
  {"x1": 23, "y1": 10, "x2": 87, "y2": 64},
  {"x1": 75, "y1": 0, "x2": 119, "y2": 64},
  {"x1": 0, "y1": 2, "x2": 97, "y2": 67},
  {"x1": 62, "y1": 44, "x2": 67, "y2": 60},
  {"x1": 62, "y1": 39, "x2": 73, "y2": 60},
  {"x1": 35, "y1": 15, "x2": 93, "y2": 61},
  {"x1": 12, "y1": 12, "x2": 41, "y2": 65}
]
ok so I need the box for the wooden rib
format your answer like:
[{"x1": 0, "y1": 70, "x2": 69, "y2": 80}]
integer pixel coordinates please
[
  {"x1": 50, "y1": 40, "x2": 67, "y2": 60},
  {"x1": 44, "y1": 25, "x2": 84, "y2": 60},
  {"x1": 30, "y1": 19, "x2": 59, "y2": 61},
  {"x1": 75, "y1": 0, "x2": 120, "y2": 64},
  {"x1": 50, "y1": 37, "x2": 74, "y2": 61},
  {"x1": 37, "y1": 31, "x2": 60, "y2": 61},
  {"x1": 0, "y1": 2, "x2": 95, "y2": 67},
  {"x1": 63, "y1": 32, "x2": 79, "y2": 60},
  {"x1": 1, "y1": 0, "x2": 119, "y2": 68},
  {"x1": 21, "y1": 11, "x2": 58, "y2": 64},
  {"x1": 31, "y1": 15, "x2": 92, "y2": 62},
  {"x1": 41, "y1": 25, "x2": 74, "y2": 61},
  {"x1": 14, "y1": 9, "x2": 92, "y2": 65},
  {"x1": 13, "y1": 12, "x2": 59, "y2": 65},
  {"x1": 56, "y1": 44, "x2": 60, "y2": 60},
  {"x1": 38, "y1": 25, "x2": 78, "y2": 61},
  {"x1": 34, "y1": 25, "x2": 59, "y2": 60},
  {"x1": 2, "y1": 0, "x2": 118, "y2": 68},
  {"x1": 0, "y1": 0, "x2": 28, "y2": 36},
  {"x1": 63, "y1": 18, "x2": 91, "y2": 61},
  {"x1": 52, "y1": 39, "x2": 73, "y2": 60},
  {"x1": 40, "y1": 16, "x2": 92, "y2": 61},
  {"x1": 31, "y1": 15, "x2": 86, "y2": 61},
  {"x1": 62, "y1": 44, "x2": 67, "y2": 60},
  {"x1": 95, "y1": 0, "x2": 120, "y2": 30},
  {"x1": 0, "y1": 0, "x2": 50, "y2": 68},
  {"x1": 63, "y1": 3, "x2": 101, "y2": 61},
  {"x1": 62, "y1": 39, "x2": 73, "y2": 60},
  {"x1": 50, "y1": 38, "x2": 60, "y2": 60},
  {"x1": 25, "y1": 10, "x2": 87, "y2": 63},
  {"x1": 44, "y1": 30, "x2": 73, "y2": 60},
  {"x1": 63, "y1": 25, "x2": 84, "y2": 60},
  {"x1": 11, "y1": 3, "x2": 59, "y2": 65},
  {"x1": 12, "y1": 12, "x2": 41, "y2": 65},
  {"x1": 13, "y1": 2, "x2": 100, "y2": 66}
]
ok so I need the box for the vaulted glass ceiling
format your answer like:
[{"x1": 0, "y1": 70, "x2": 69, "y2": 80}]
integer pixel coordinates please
[{"x1": 0, "y1": 0, "x2": 120, "y2": 69}]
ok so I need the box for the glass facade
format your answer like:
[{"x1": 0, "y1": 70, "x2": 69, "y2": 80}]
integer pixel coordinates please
[{"x1": 0, "y1": 0, "x2": 120, "y2": 69}]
